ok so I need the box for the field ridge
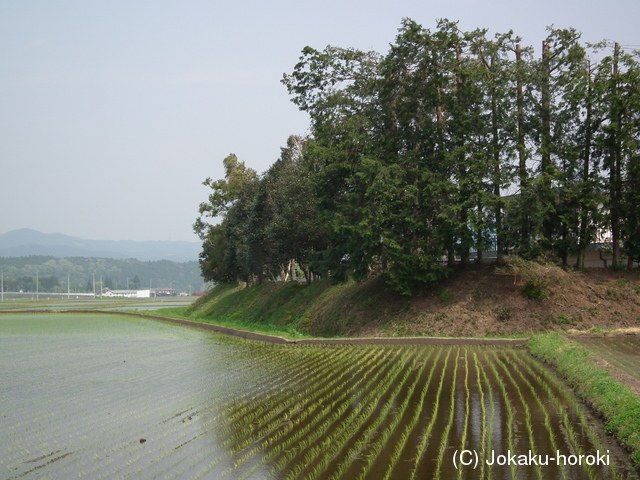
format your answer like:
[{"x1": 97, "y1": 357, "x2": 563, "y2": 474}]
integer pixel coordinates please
[{"x1": 186, "y1": 264, "x2": 640, "y2": 338}]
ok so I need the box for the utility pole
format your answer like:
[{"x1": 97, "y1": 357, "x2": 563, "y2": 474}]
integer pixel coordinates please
[
  {"x1": 68, "y1": 273, "x2": 70, "y2": 300},
  {"x1": 1, "y1": 267, "x2": 4, "y2": 302}
]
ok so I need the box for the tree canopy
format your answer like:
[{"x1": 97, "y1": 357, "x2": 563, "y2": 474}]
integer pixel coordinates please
[{"x1": 195, "y1": 18, "x2": 640, "y2": 294}]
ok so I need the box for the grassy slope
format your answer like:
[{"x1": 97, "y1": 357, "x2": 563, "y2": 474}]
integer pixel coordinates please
[
  {"x1": 186, "y1": 264, "x2": 640, "y2": 339},
  {"x1": 528, "y1": 333, "x2": 640, "y2": 468},
  {"x1": 184, "y1": 279, "x2": 380, "y2": 338}
]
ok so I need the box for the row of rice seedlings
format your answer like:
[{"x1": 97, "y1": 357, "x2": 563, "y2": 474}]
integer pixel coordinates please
[
  {"x1": 222, "y1": 348, "x2": 393, "y2": 480},
  {"x1": 222, "y1": 347, "x2": 376, "y2": 445},
  {"x1": 489, "y1": 349, "x2": 544, "y2": 480},
  {"x1": 273, "y1": 348, "x2": 410, "y2": 479},
  {"x1": 215, "y1": 348, "x2": 342, "y2": 439},
  {"x1": 222, "y1": 345, "x2": 338, "y2": 408},
  {"x1": 222, "y1": 345, "x2": 351, "y2": 416},
  {"x1": 484, "y1": 348, "x2": 518, "y2": 480},
  {"x1": 473, "y1": 349, "x2": 494, "y2": 480},
  {"x1": 180, "y1": 347, "x2": 388, "y2": 480},
  {"x1": 252, "y1": 349, "x2": 395, "y2": 463},
  {"x1": 408, "y1": 347, "x2": 454, "y2": 480},
  {"x1": 378, "y1": 348, "x2": 445, "y2": 480},
  {"x1": 500, "y1": 350, "x2": 565, "y2": 479},
  {"x1": 354, "y1": 348, "x2": 436, "y2": 479},
  {"x1": 375, "y1": 348, "x2": 444, "y2": 480},
  {"x1": 432, "y1": 347, "x2": 462, "y2": 480},
  {"x1": 455, "y1": 348, "x2": 471, "y2": 480},
  {"x1": 185, "y1": 345, "x2": 342, "y2": 439},
  {"x1": 281, "y1": 347, "x2": 420, "y2": 480},
  {"x1": 178, "y1": 350, "x2": 368, "y2": 478},
  {"x1": 318, "y1": 353, "x2": 420, "y2": 480},
  {"x1": 262, "y1": 348, "x2": 406, "y2": 479},
  {"x1": 214, "y1": 347, "x2": 390, "y2": 478},
  {"x1": 184, "y1": 347, "x2": 381, "y2": 479},
  {"x1": 524, "y1": 350, "x2": 612, "y2": 479},
  {"x1": 507, "y1": 350, "x2": 623, "y2": 480}
]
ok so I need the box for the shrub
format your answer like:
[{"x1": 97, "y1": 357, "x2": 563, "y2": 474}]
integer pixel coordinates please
[
  {"x1": 497, "y1": 256, "x2": 567, "y2": 301},
  {"x1": 438, "y1": 288, "x2": 452, "y2": 304},
  {"x1": 521, "y1": 279, "x2": 547, "y2": 300},
  {"x1": 497, "y1": 306, "x2": 512, "y2": 321}
]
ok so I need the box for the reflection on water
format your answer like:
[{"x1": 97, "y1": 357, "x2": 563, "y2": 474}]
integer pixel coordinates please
[{"x1": 0, "y1": 314, "x2": 636, "y2": 480}]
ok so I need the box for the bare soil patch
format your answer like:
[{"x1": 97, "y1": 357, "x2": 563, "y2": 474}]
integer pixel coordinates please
[{"x1": 349, "y1": 265, "x2": 640, "y2": 339}]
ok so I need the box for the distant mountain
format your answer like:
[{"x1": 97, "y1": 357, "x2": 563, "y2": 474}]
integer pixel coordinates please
[{"x1": 0, "y1": 229, "x2": 201, "y2": 262}]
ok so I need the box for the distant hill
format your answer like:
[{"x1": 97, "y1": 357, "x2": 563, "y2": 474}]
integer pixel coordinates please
[
  {"x1": 0, "y1": 229, "x2": 201, "y2": 262},
  {"x1": 0, "y1": 255, "x2": 205, "y2": 293}
]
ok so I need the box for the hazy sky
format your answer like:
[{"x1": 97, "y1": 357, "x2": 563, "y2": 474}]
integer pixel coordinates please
[{"x1": 2, "y1": 0, "x2": 638, "y2": 242}]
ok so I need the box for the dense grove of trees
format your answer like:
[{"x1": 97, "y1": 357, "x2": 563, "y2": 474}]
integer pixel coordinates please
[{"x1": 195, "y1": 19, "x2": 640, "y2": 295}]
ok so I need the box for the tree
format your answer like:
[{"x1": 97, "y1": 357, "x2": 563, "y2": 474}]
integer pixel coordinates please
[
  {"x1": 194, "y1": 154, "x2": 259, "y2": 284},
  {"x1": 539, "y1": 28, "x2": 595, "y2": 265},
  {"x1": 130, "y1": 275, "x2": 141, "y2": 290},
  {"x1": 265, "y1": 136, "x2": 328, "y2": 283},
  {"x1": 594, "y1": 44, "x2": 640, "y2": 268},
  {"x1": 283, "y1": 42, "x2": 383, "y2": 285}
]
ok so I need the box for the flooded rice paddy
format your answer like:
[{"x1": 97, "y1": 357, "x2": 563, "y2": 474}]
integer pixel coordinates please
[
  {"x1": 0, "y1": 313, "x2": 636, "y2": 479},
  {"x1": 573, "y1": 335, "x2": 640, "y2": 383}
]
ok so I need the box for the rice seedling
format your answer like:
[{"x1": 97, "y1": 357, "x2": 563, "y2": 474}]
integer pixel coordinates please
[
  {"x1": 1, "y1": 314, "x2": 634, "y2": 480},
  {"x1": 433, "y1": 347, "x2": 461, "y2": 479},
  {"x1": 484, "y1": 349, "x2": 518, "y2": 480},
  {"x1": 379, "y1": 348, "x2": 443, "y2": 480},
  {"x1": 493, "y1": 350, "x2": 545, "y2": 480}
]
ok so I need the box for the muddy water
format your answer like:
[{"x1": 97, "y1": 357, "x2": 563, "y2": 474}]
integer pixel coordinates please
[{"x1": 0, "y1": 314, "x2": 637, "y2": 479}]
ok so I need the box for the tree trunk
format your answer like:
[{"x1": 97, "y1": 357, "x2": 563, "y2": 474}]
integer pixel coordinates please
[
  {"x1": 577, "y1": 61, "x2": 594, "y2": 269},
  {"x1": 610, "y1": 43, "x2": 621, "y2": 268},
  {"x1": 540, "y1": 40, "x2": 553, "y2": 246},
  {"x1": 490, "y1": 62, "x2": 503, "y2": 264},
  {"x1": 515, "y1": 44, "x2": 529, "y2": 247}
]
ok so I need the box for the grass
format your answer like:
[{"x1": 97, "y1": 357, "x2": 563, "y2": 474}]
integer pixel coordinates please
[
  {"x1": 527, "y1": 333, "x2": 640, "y2": 469},
  {"x1": 185, "y1": 282, "x2": 336, "y2": 338},
  {"x1": 137, "y1": 304, "x2": 311, "y2": 340}
]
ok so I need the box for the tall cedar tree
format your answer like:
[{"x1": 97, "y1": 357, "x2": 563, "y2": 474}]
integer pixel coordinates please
[{"x1": 197, "y1": 19, "x2": 640, "y2": 292}]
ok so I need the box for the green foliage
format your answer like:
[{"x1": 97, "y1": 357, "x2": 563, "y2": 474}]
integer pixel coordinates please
[
  {"x1": 497, "y1": 306, "x2": 512, "y2": 321},
  {"x1": 528, "y1": 334, "x2": 640, "y2": 468},
  {"x1": 195, "y1": 19, "x2": 640, "y2": 297},
  {"x1": 194, "y1": 137, "x2": 328, "y2": 286},
  {"x1": 521, "y1": 279, "x2": 548, "y2": 300},
  {"x1": 556, "y1": 313, "x2": 574, "y2": 325},
  {"x1": 497, "y1": 255, "x2": 565, "y2": 301},
  {"x1": 438, "y1": 288, "x2": 453, "y2": 304},
  {"x1": 187, "y1": 281, "x2": 336, "y2": 338}
]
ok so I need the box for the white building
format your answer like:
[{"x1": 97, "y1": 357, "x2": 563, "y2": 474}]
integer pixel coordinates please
[{"x1": 102, "y1": 289, "x2": 151, "y2": 298}]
